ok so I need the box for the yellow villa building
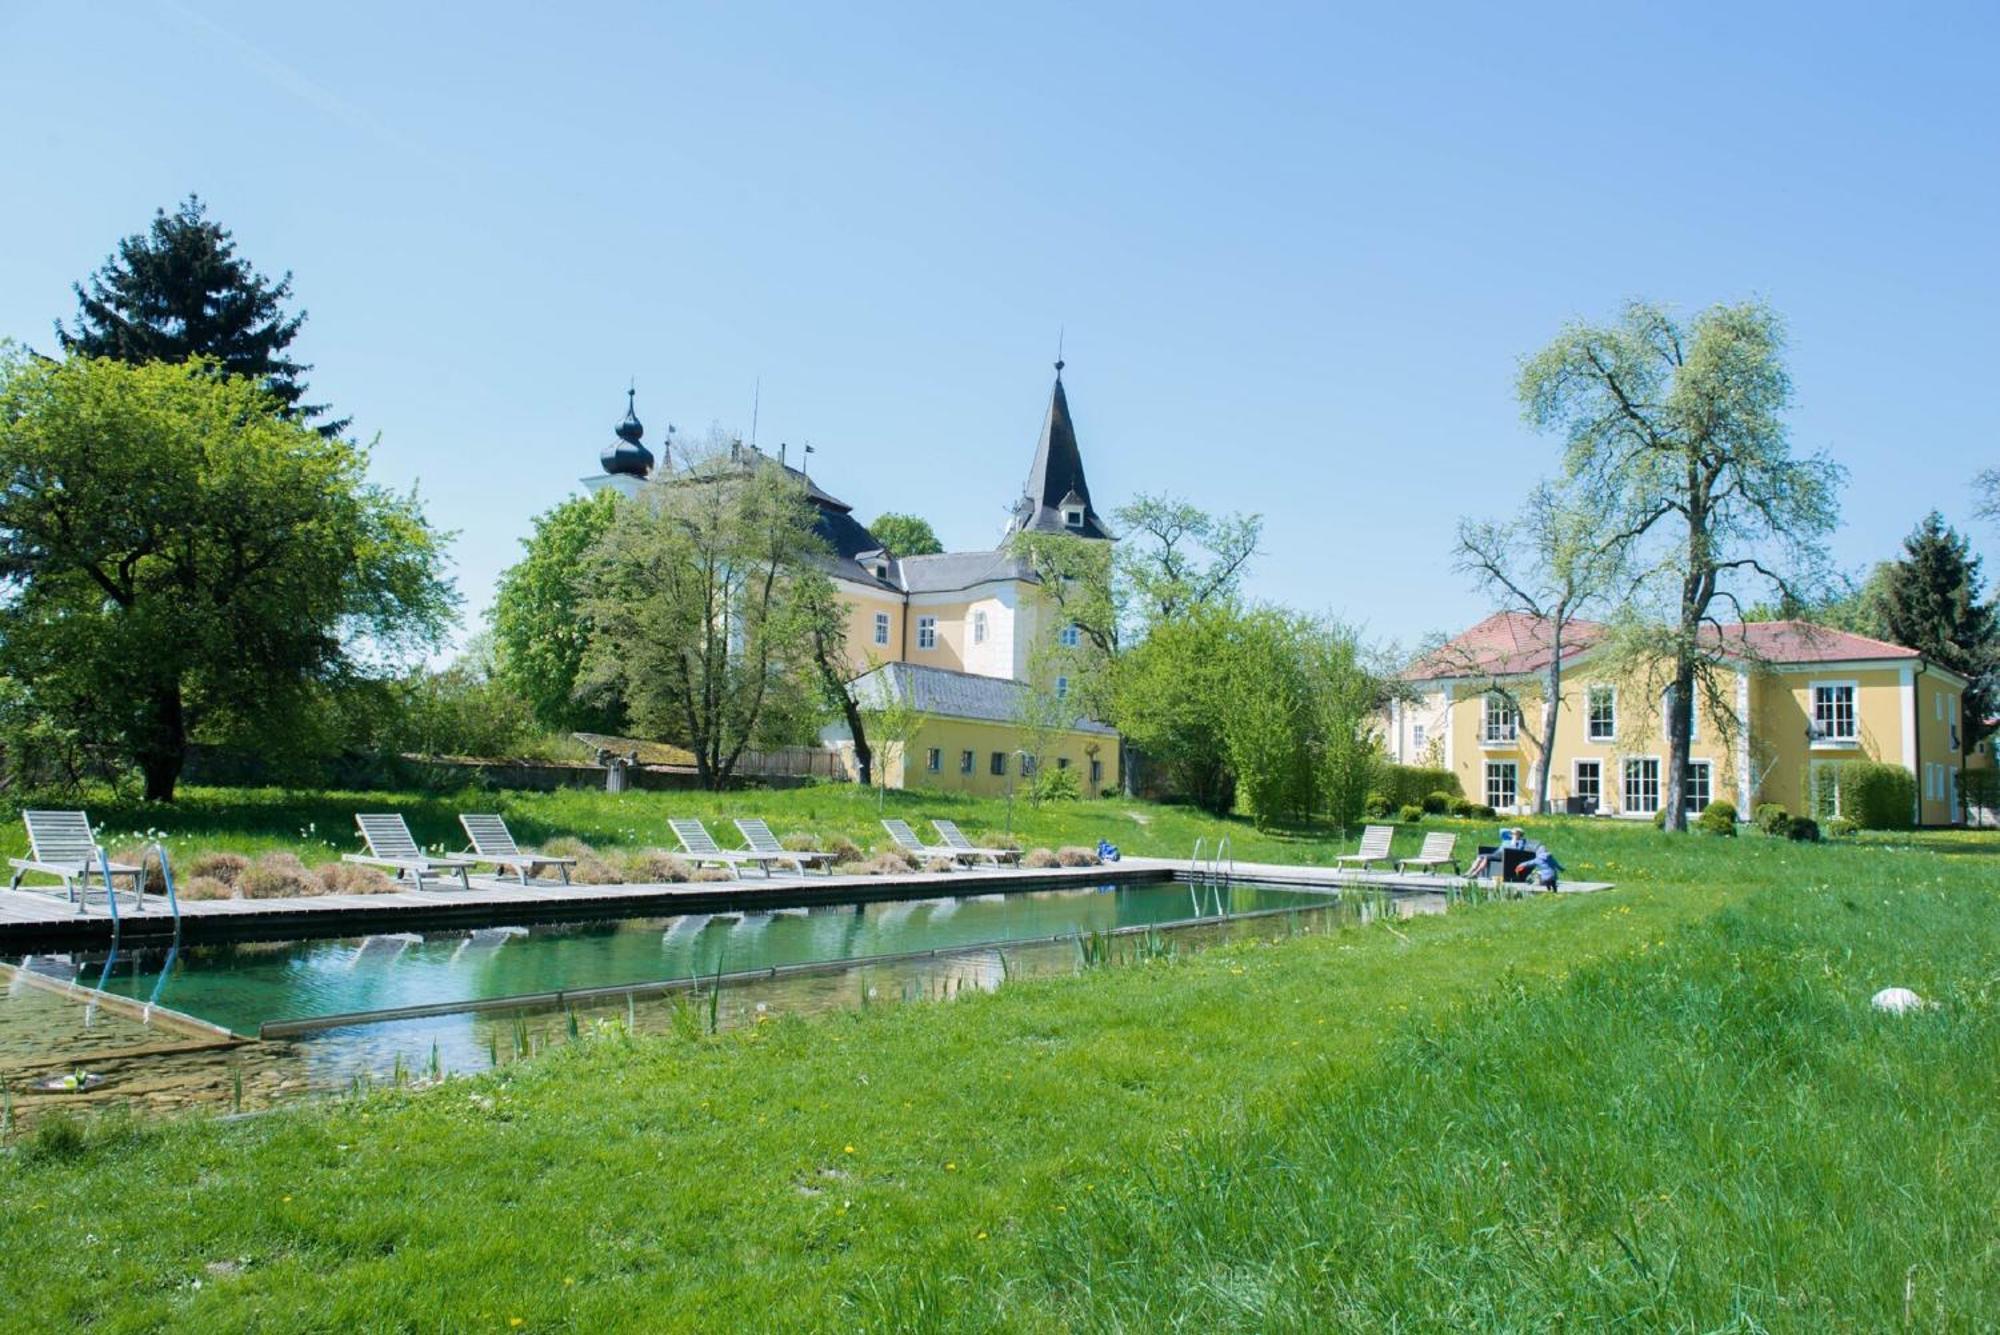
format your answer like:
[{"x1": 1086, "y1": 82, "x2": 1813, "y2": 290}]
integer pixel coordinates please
[
  {"x1": 582, "y1": 364, "x2": 1120, "y2": 794},
  {"x1": 1391, "y1": 611, "x2": 1971, "y2": 826}
]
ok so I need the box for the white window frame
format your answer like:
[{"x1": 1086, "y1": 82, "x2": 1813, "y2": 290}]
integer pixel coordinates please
[
  {"x1": 1059, "y1": 623, "x2": 1081, "y2": 648},
  {"x1": 1062, "y1": 506, "x2": 1084, "y2": 529},
  {"x1": 1683, "y1": 759, "x2": 1712, "y2": 814},
  {"x1": 1809, "y1": 680, "x2": 1859, "y2": 746},
  {"x1": 1572, "y1": 757, "x2": 1602, "y2": 807},
  {"x1": 925, "y1": 747, "x2": 941, "y2": 773},
  {"x1": 1661, "y1": 684, "x2": 1698, "y2": 744},
  {"x1": 1411, "y1": 722, "x2": 1427, "y2": 750},
  {"x1": 1622, "y1": 756, "x2": 1662, "y2": 815},
  {"x1": 1481, "y1": 693, "x2": 1519, "y2": 746},
  {"x1": 1586, "y1": 684, "x2": 1617, "y2": 742},
  {"x1": 1485, "y1": 760, "x2": 1519, "y2": 812},
  {"x1": 917, "y1": 616, "x2": 937, "y2": 650},
  {"x1": 872, "y1": 612, "x2": 890, "y2": 647},
  {"x1": 972, "y1": 610, "x2": 988, "y2": 645}
]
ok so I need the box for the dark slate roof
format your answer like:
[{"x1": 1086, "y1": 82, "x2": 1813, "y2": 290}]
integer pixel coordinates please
[
  {"x1": 847, "y1": 662, "x2": 1116, "y2": 734},
  {"x1": 1007, "y1": 369, "x2": 1113, "y2": 540},
  {"x1": 896, "y1": 549, "x2": 1036, "y2": 594}
]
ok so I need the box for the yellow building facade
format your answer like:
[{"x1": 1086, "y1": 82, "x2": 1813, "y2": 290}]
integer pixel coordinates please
[
  {"x1": 584, "y1": 365, "x2": 1119, "y2": 789},
  {"x1": 1399, "y1": 613, "x2": 1970, "y2": 826}
]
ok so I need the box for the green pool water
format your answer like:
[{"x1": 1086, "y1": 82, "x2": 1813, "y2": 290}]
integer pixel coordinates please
[{"x1": 59, "y1": 879, "x2": 1334, "y2": 1035}]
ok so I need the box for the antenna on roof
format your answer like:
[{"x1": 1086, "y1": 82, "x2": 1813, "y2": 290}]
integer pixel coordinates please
[
  {"x1": 1055, "y1": 325, "x2": 1065, "y2": 376},
  {"x1": 750, "y1": 376, "x2": 761, "y2": 447}
]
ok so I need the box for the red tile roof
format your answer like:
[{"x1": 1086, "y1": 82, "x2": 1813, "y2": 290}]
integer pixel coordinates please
[
  {"x1": 1698, "y1": 620, "x2": 1919, "y2": 664},
  {"x1": 1407, "y1": 614, "x2": 1919, "y2": 681},
  {"x1": 1406, "y1": 611, "x2": 1605, "y2": 681}
]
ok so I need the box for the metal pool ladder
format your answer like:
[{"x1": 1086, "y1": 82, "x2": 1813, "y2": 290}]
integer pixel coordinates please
[
  {"x1": 1186, "y1": 836, "x2": 1234, "y2": 884},
  {"x1": 99, "y1": 843, "x2": 182, "y2": 936}
]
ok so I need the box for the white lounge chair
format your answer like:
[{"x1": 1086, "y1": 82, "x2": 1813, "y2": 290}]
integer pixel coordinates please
[
  {"x1": 344, "y1": 813, "x2": 479, "y2": 891},
  {"x1": 881, "y1": 819, "x2": 973, "y2": 867},
  {"x1": 459, "y1": 813, "x2": 576, "y2": 885},
  {"x1": 1332, "y1": 824, "x2": 1395, "y2": 871},
  {"x1": 931, "y1": 819, "x2": 1017, "y2": 866},
  {"x1": 734, "y1": 818, "x2": 836, "y2": 876},
  {"x1": 1396, "y1": 832, "x2": 1461, "y2": 875},
  {"x1": 668, "y1": 819, "x2": 774, "y2": 879},
  {"x1": 8, "y1": 810, "x2": 146, "y2": 911}
]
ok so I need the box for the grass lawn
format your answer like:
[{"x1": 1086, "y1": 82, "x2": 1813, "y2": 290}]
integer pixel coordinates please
[{"x1": 1, "y1": 796, "x2": 1995, "y2": 1329}]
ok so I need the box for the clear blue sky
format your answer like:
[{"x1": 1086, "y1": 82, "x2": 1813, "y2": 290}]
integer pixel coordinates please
[{"x1": 3, "y1": 2, "x2": 1994, "y2": 658}]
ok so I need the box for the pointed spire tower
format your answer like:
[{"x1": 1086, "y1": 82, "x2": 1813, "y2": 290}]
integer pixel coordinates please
[{"x1": 1007, "y1": 359, "x2": 1112, "y2": 540}]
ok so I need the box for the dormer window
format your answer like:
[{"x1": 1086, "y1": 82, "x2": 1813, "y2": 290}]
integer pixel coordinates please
[{"x1": 1063, "y1": 506, "x2": 1084, "y2": 529}]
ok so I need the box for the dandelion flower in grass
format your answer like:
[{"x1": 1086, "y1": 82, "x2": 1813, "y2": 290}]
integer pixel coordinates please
[
  {"x1": 976, "y1": 1231, "x2": 988, "y2": 1241},
  {"x1": 843, "y1": 1144, "x2": 856, "y2": 1154}
]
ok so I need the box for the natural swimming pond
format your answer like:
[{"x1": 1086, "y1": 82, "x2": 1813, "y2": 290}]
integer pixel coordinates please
[
  {"x1": 0, "y1": 878, "x2": 1439, "y2": 1127},
  {"x1": 42, "y1": 879, "x2": 1339, "y2": 1036}
]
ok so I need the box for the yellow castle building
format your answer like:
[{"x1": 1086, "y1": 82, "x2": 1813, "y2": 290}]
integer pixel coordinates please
[
  {"x1": 583, "y1": 364, "x2": 1120, "y2": 795},
  {"x1": 1392, "y1": 611, "x2": 1970, "y2": 826}
]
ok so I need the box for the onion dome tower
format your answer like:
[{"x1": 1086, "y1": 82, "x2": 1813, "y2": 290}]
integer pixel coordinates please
[{"x1": 601, "y1": 387, "x2": 655, "y2": 479}]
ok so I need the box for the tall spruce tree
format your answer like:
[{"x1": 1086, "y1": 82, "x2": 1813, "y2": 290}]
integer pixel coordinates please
[
  {"x1": 1877, "y1": 511, "x2": 1997, "y2": 751},
  {"x1": 57, "y1": 196, "x2": 346, "y2": 435}
]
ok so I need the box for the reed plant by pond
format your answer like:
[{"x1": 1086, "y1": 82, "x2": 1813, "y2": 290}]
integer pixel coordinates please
[{"x1": 0, "y1": 807, "x2": 1995, "y2": 1328}]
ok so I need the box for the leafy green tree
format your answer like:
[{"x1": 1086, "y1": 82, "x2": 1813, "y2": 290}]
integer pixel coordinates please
[
  {"x1": 1522, "y1": 300, "x2": 1842, "y2": 830},
  {"x1": 1453, "y1": 478, "x2": 1623, "y2": 813},
  {"x1": 57, "y1": 196, "x2": 345, "y2": 435},
  {"x1": 1304, "y1": 621, "x2": 1384, "y2": 833},
  {"x1": 1010, "y1": 492, "x2": 1261, "y2": 795},
  {"x1": 579, "y1": 442, "x2": 830, "y2": 788},
  {"x1": 855, "y1": 660, "x2": 925, "y2": 809},
  {"x1": 867, "y1": 512, "x2": 943, "y2": 556},
  {"x1": 1113, "y1": 603, "x2": 1238, "y2": 813},
  {"x1": 1876, "y1": 512, "x2": 1996, "y2": 752},
  {"x1": 1116, "y1": 493, "x2": 1261, "y2": 625},
  {"x1": 1222, "y1": 609, "x2": 1318, "y2": 828},
  {"x1": 490, "y1": 490, "x2": 623, "y2": 732},
  {"x1": 0, "y1": 352, "x2": 454, "y2": 799}
]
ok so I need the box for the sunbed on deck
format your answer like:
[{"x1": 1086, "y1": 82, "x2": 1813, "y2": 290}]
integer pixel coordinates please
[
  {"x1": 459, "y1": 813, "x2": 577, "y2": 885},
  {"x1": 345, "y1": 814, "x2": 479, "y2": 891},
  {"x1": 1395, "y1": 831, "x2": 1461, "y2": 875},
  {"x1": 9, "y1": 810, "x2": 147, "y2": 911},
  {"x1": 733, "y1": 818, "x2": 836, "y2": 876},
  {"x1": 931, "y1": 819, "x2": 1017, "y2": 866},
  {"x1": 1332, "y1": 824, "x2": 1395, "y2": 871}
]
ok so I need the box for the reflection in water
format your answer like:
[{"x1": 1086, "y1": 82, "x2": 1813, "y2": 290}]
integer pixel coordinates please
[{"x1": 0, "y1": 882, "x2": 1446, "y2": 1130}]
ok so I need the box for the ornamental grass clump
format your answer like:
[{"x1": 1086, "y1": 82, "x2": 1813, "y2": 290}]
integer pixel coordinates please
[
  {"x1": 615, "y1": 850, "x2": 691, "y2": 884},
  {"x1": 175, "y1": 875, "x2": 236, "y2": 901},
  {"x1": 780, "y1": 832, "x2": 822, "y2": 853},
  {"x1": 235, "y1": 852, "x2": 320, "y2": 899},
  {"x1": 106, "y1": 845, "x2": 167, "y2": 895},
  {"x1": 1056, "y1": 845, "x2": 1102, "y2": 867},
  {"x1": 1021, "y1": 848, "x2": 1061, "y2": 869},
  {"x1": 313, "y1": 862, "x2": 398, "y2": 894},
  {"x1": 823, "y1": 836, "x2": 865, "y2": 864},
  {"x1": 185, "y1": 851, "x2": 249, "y2": 886}
]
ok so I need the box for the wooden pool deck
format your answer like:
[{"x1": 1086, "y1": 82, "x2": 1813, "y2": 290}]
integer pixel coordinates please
[{"x1": 0, "y1": 857, "x2": 1610, "y2": 947}]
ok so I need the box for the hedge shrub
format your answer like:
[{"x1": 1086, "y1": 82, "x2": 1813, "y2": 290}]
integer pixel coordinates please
[
  {"x1": 1755, "y1": 803, "x2": 1790, "y2": 836},
  {"x1": 1825, "y1": 817, "x2": 1858, "y2": 837},
  {"x1": 1375, "y1": 765, "x2": 1462, "y2": 811},
  {"x1": 1420, "y1": 790, "x2": 1454, "y2": 815},
  {"x1": 1810, "y1": 760, "x2": 1916, "y2": 830},
  {"x1": 1396, "y1": 804, "x2": 1424, "y2": 823},
  {"x1": 1697, "y1": 799, "x2": 1738, "y2": 835},
  {"x1": 1787, "y1": 815, "x2": 1821, "y2": 842}
]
